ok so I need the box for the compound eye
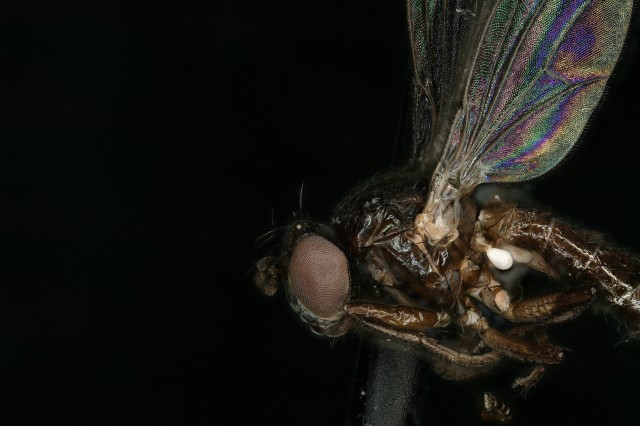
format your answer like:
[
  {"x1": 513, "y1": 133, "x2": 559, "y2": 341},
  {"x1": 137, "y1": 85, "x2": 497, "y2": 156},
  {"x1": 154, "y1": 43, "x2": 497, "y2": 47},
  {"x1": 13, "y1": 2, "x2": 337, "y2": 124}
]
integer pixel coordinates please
[{"x1": 288, "y1": 234, "x2": 350, "y2": 320}]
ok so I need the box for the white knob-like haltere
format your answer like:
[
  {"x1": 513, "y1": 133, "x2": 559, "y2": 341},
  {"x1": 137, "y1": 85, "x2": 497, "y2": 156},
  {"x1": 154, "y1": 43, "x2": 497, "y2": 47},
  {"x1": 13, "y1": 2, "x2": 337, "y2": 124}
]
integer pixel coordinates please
[{"x1": 486, "y1": 247, "x2": 514, "y2": 270}]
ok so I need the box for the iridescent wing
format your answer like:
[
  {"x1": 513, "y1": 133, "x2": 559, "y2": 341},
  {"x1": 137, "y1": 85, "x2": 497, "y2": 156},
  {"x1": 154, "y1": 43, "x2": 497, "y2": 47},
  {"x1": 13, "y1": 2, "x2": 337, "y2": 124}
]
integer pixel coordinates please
[{"x1": 411, "y1": 0, "x2": 633, "y2": 241}]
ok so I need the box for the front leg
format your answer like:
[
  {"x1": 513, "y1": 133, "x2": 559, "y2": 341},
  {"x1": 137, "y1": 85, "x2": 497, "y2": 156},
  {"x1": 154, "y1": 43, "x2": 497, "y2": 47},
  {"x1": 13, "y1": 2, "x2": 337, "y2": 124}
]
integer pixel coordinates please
[
  {"x1": 344, "y1": 303, "x2": 501, "y2": 373},
  {"x1": 345, "y1": 303, "x2": 451, "y2": 331}
]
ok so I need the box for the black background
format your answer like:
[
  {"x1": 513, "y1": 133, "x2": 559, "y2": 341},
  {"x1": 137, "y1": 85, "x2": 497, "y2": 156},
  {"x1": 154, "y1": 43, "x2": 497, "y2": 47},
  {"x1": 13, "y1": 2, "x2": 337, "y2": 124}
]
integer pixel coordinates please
[{"x1": 2, "y1": 1, "x2": 640, "y2": 425}]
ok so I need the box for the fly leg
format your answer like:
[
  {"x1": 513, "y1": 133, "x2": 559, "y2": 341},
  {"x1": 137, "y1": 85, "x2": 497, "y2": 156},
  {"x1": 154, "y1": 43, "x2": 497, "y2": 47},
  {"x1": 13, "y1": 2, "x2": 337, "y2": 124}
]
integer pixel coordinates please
[
  {"x1": 511, "y1": 364, "x2": 547, "y2": 397},
  {"x1": 453, "y1": 293, "x2": 565, "y2": 365},
  {"x1": 466, "y1": 286, "x2": 595, "y2": 368},
  {"x1": 344, "y1": 303, "x2": 501, "y2": 379},
  {"x1": 474, "y1": 318, "x2": 565, "y2": 364},
  {"x1": 345, "y1": 303, "x2": 451, "y2": 332},
  {"x1": 504, "y1": 288, "x2": 595, "y2": 394},
  {"x1": 472, "y1": 281, "x2": 596, "y2": 392},
  {"x1": 468, "y1": 260, "x2": 595, "y2": 325},
  {"x1": 502, "y1": 286, "x2": 596, "y2": 324},
  {"x1": 464, "y1": 287, "x2": 569, "y2": 365}
]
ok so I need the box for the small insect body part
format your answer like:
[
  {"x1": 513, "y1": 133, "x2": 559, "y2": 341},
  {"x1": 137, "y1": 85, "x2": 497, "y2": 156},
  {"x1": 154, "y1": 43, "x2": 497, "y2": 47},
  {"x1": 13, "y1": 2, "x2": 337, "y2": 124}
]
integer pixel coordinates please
[
  {"x1": 491, "y1": 286, "x2": 511, "y2": 312},
  {"x1": 255, "y1": 0, "x2": 638, "y2": 422},
  {"x1": 486, "y1": 247, "x2": 514, "y2": 270},
  {"x1": 254, "y1": 257, "x2": 280, "y2": 296},
  {"x1": 512, "y1": 365, "x2": 547, "y2": 397},
  {"x1": 482, "y1": 392, "x2": 512, "y2": 424}
]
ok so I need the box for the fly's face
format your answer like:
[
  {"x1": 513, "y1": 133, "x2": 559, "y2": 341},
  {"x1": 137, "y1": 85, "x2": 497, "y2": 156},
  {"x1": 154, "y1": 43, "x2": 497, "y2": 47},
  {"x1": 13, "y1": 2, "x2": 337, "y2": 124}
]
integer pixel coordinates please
[{"x1": 255, "y1": 221, "x2": 352, "y2": 336}]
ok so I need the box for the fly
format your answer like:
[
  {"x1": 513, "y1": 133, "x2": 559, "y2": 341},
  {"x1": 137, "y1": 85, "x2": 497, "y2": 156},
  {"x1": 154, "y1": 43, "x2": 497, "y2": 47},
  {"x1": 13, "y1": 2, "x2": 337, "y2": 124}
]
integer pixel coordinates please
[{"x1": 255, "y1": 0, "x2": 638, "y2": 422}]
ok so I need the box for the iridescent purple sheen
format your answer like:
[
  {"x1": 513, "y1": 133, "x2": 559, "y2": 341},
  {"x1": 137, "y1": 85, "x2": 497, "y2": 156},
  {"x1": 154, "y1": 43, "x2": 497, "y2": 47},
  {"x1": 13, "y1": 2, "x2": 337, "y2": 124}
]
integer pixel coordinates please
[
  {"x1": 487, "y1": 84, "x2": 587, "y2": 173},
  {"x1": 436, "y1": 0, "x2": 631, "y2": 187}
]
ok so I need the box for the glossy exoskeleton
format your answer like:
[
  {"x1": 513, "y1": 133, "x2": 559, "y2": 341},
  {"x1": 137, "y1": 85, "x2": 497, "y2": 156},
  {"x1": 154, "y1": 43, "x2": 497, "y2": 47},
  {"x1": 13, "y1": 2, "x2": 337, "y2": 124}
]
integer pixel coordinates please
[{"x1": 255, "y1": 0, "x2": 639, "y2": 422}]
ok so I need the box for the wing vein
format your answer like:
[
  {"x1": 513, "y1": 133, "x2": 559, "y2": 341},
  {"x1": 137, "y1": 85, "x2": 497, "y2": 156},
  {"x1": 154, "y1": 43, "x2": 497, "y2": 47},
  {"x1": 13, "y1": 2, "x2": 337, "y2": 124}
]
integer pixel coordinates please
[
  {"x1": 469, "y1": 0, "x2": 539, "y2": 147},
  {"x1": 453, "y1": 1, "x2": 503, "y2": 166},
  {"x1": 468, "y1": 0, "x2": 592, "y2": 166},
  {"x1": 462, "y1": 77, "x2": 602, "y2": 181}
]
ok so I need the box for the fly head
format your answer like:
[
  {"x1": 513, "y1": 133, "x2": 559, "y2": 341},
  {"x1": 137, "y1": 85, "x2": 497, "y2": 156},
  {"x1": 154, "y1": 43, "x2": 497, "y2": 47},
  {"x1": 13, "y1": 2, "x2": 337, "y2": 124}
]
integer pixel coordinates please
[{"x1": 255, "y1": 220, "x2": 352, "y2": 336}]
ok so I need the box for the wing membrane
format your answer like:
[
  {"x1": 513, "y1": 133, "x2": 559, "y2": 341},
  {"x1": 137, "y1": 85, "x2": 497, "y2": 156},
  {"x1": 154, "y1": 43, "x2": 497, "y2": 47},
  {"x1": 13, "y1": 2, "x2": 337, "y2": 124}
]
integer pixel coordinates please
[
  {"x1": 406, "y1": 0, "x2": 478, "y2": 169},
  {"x1": 426, "y1": 0, "x2": 632, "y2": 192},
  {"x1": 411, "y1": 0, "x2": 633, "y2": 243}
]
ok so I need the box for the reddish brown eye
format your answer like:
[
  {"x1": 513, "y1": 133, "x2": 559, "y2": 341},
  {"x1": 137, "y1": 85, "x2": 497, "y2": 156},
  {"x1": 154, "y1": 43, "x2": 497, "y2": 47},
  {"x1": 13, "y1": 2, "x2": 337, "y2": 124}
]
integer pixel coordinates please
[{"x1": 288, "y1": 234, "x2": 350, "y2": 319}]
